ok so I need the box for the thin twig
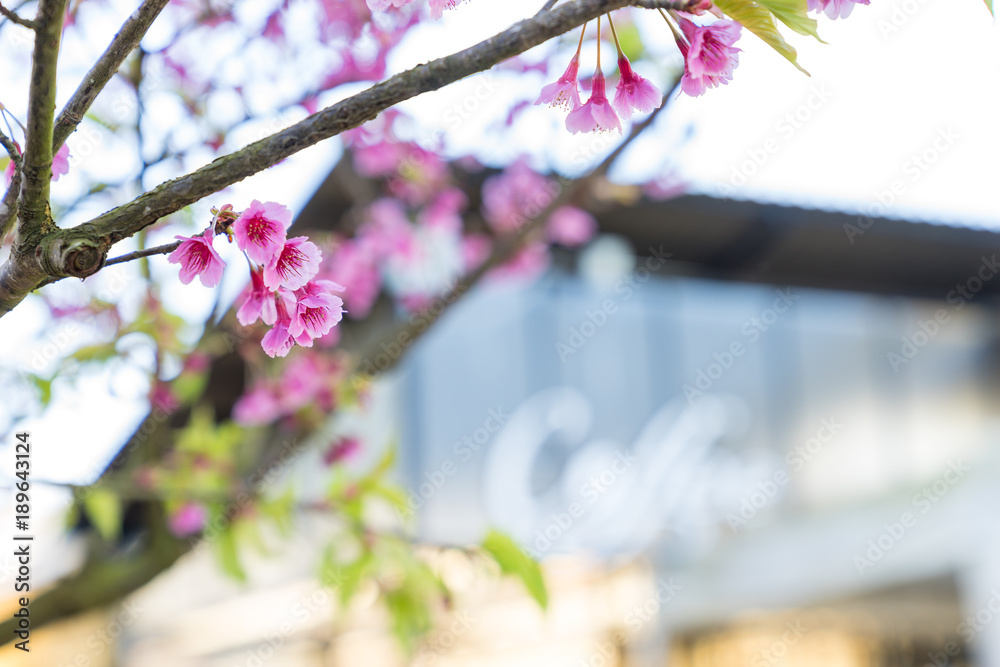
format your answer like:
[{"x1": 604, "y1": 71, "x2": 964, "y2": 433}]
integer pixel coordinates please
[
  {"x1": 105, "y1": 240, "x2": 181, "y2": 267},
  {"x1": 0, "y1": 0, "x2": 36, "y2": 28}
]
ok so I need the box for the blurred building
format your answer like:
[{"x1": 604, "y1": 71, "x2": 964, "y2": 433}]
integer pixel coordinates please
[{"x1": 394, "y1": 194, "x2": 1000, "y2": 666}]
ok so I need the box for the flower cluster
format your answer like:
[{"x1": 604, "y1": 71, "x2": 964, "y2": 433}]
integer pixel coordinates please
[
  {"x1": 537, "y1": 0, "x2": 870, "y2": 131},
  {"x1": 167, "y1": 200, "x2": 345, "y2": 358},
  {"x1": 537, "y1": 16, "x2": 662, "y2": 135}
]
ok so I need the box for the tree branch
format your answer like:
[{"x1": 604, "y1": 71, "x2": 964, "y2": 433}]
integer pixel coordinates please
[
  {"x1": 0, "y1": 0, "x2": 697, "y2": 317},
  {"x1": 0, "y1": 0, "x2": 35, "y2": 29},
  {"x1": 0, "y1": 86, "x2": 674, "y2": 644},
  {"x1": 52, "y1": 0, "x2": 171, "y2": 151},
  {"x1": 18, "y1": 0, "x2": 67, "y2": 236}
]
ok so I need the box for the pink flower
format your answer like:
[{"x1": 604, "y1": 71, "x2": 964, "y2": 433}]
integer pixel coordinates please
[
  {"x1": 233, "y1": 385, "x2": 282, "y2": 425},
  {"x1": 358, "y1": 199, "x2": 415, "y2": 259},
  {"x1": 323, "y1": 436, "x2": 361, "y2": 466},
  {"x1": 231, "y1": 200, "x2": 292, "y2": 265},
  {"x1": 481, "y1": 159, "x2": 557, "y2": 232},
  {"x1": 263, "y1": 236, "x2": 322, "y2": 290},
  {"x1": 674, "y1": 17, "x2": 742, "y2": 97},
  {"x1": 261, "y1": 295, "x2": 313, "y2": 358},
  {"x1": 52, "y1": 144, "x2": 70, "y2": 181},
  {"x1": 547, "y1": 206, "x2": 597, "y2": 247},
  {"x1": 3, "y1": 142, "x2": 70, "y2": 186},
  {"x1": 428, "y1": 0, "x2": 465, "y2": 19},
  {"x1": 149, "y1": 382, "x2": 179, "y2": 414},
  {"x1": 419, "y1": 188, "x2": 467, "y2": 234},
  {"x1": 535, "y1": 56, "x2": 582, "y2": 111},
  {"x1": 807, "y1": 0, "x2": 868, "y2": 18},
  {"x1": 236, "y1": 268, "x2": 277, "y2": 326},
  {"x1": 288, "y1": 280, "x2": 345, "y2": 341},
  {"x1": 323, "y1": 240, "x2": 381, "y2": 318},
  {"x1": 613, "y1": 55, "x2": 662, "y2": 119},
  {"x1": 566, "y1": 71, "x2": 622, "y2": 134},
  {"x1": 168, "y1": 502, "x2": 207, "y2": 537},
  {"x1": 168, "y1": 228, "x2": 226, "y2": 287},
  {"x1": 461, "y1": 233, "x2": 492, "y2": 271}
]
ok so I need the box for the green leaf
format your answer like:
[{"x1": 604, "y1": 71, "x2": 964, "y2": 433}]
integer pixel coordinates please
[
  {"x1": 215, "y1": 526, "x2": 247, "y2": 582},
  {"x1": 385, "y1": 584, "x2": 433, "y2": 652},
  {"x1": 985, "y1": 0, "x2": 994, "y2": 15},
  {"x1": 27, "y1": 374, "x2": 52, "y2": 407},
  {"x1": 755, "y1": 0, "x2": 823, "y2": 41},
  {"x1": 481, "y1": 530, "x2": 548, "y2": 610},
  {"x1": 715, "y1": 0, "x2": 810, "y2": 74},
  {"x1": 82, "y1": 488, "x2": 122, "y2": 542}
]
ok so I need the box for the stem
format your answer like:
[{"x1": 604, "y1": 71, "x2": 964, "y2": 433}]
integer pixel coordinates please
[
  {"x1": 575, "y1": 20, "x2": 587, "y2": 57},
  {"x1": 596, "y1": 15, "x2": 602, "y2": 69},
  {"x1": 104, "y1": 241, "x2": 181, "y2": 267},
  {"x1": 607, "y1": 13, "x2": 625, "y2": 59},
  {"x1": 661, "y1": 7, "x2": 685, "y2": 47}
]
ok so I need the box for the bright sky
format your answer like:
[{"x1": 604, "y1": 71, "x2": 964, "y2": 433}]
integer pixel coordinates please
[{"x1": 0, "y1": 0, "x2": 998, "y2": 495}]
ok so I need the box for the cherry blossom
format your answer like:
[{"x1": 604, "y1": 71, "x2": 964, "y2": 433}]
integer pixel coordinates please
[
  {"x1": 566, "y1": 70, "x2": 622, "y2": 134},
  {"x1": 168, "y1": 228, "x2": 227, "y2": 288},
  {"x1": 535, "y1": 24, "x2": 587, "y2": 111},
  {"x1": 236, "y1": 268, "x2": 277, "y2": 326},
  {"x1": 263, "y1": 236, "x2": 323, "y2": 291},
  {"x1": 547, "y1": 206, "x2": 598, "y2": 247},
  {"x1": 231, "y1": 200, "x2": 292, "y2": 265},
  {"x1": 288, "y1": 280, "x2": 346, "y2": 341},
  {"x1": 168, "y1": 502, "x2": 207, "y2": 537},
  {"x1": 670, "y1": 14, "x2": 742, "y2": 97}
]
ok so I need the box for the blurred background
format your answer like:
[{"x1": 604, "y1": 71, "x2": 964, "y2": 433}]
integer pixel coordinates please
[{"x1": 0, "y1": 0, "x2": 998, "y2": 664}]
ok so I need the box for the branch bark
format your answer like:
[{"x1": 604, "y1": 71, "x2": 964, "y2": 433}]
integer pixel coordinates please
[
  {"x1": 18, "y1": 0, "x2": 68, "y2": 237},
  {"x1": 0, "y1": 0, "x2": 697, "y2": 318}
]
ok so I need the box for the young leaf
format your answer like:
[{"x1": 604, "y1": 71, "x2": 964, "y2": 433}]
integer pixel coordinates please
[
  {"x1": 756, "y1": 0, "x2": 823, "y2": 41},
  {"x1": 215, "y1": 526, "x2": 247, "y2": 582},
  {"x1": 481, "y1": 530, "x2": 548, "y2": 610},
  {"x1": 82, "y1": 488, "x2": 122, "y2": 542},
  {"x1": 715, "y1": 0, "x2": 810, "y2": 74}
]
